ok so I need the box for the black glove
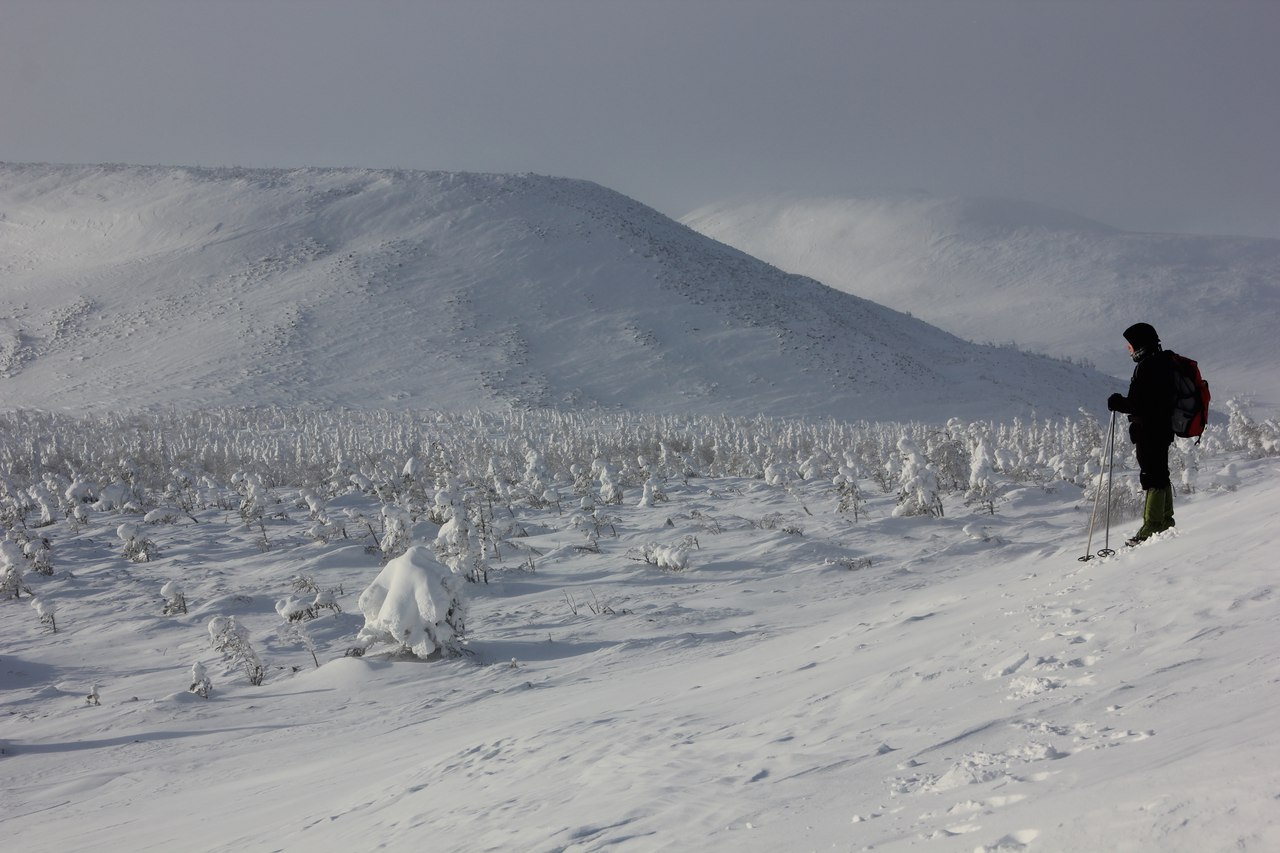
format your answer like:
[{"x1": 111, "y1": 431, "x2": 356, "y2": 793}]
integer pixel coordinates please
[{"x1": 1107, "y1": 393, "x2": 1124, "y2": 412}]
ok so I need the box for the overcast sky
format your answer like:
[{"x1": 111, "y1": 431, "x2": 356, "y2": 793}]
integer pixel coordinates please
[{"x1": 3, "y1": 0, "x2": 1278, "y2": 237}]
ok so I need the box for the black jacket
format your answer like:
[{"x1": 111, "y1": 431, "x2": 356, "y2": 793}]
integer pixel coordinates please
[{"x1": 1113, "y1": 348, "x2": 1177, "y2": 444}]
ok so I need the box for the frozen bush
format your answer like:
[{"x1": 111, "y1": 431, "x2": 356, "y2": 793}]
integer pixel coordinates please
[
  {"x1": 22, "y1": 534, "x2": 53, "y2": 576},
  {"x1": 65, "y1": 480, "x2": 97, "y2": 505},
  {"x1": 144, "y1": 508, "x2": 184, "y2": 524},
  {"x1": 632, "y1": 541, "x2": 691, "y2": 571},
  {"x1": 275, "y1": 610, "x2": 320, "y2": 668},
  {"x1": 31, "y1": 596, "x2": 56, "y2": 632},
  {"x1": 208, "y1": 615, "x2": 265, "y2": 686},
  {"x1": 162, "y1": 580, "x2": 187, "y2": 615},
  {"x1": 965, "y1": 438, "x2": 1001, "y2": 515},
  {"x1": 380, "y1": 504, "x2": 413, "y2": 563},
  {"x1": 189, "y1": 661, "x2": 212, "y2": 698},
  {"x1": 894, "y1": 436, "x2": 943, "y2": 518},
  {"x1": 275, "y1": 587, "x2": 339, "y2": 622},
  {"x1": 1210, "y1": 463, "x2": 1239, "y2": 492},
  {"x1": 592, "y1": 458, "x2": 624, "y2": 505},
  {"x1": 356, "y1": 545, "x2": 466, "y2": 659},
  {"x1": 1, "y1": 540, "x2": 31, "y2": 599},
  {"x1": 95, "y1": 482, "x2": 135, "y2": 512},
  {"x1": 118, "y1": 522, "x2": 159, "y2": 563}
]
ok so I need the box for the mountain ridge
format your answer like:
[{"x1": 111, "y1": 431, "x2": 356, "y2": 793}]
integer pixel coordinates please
[
  {"x1": 682, "y1": 192, "x2": 1280, "y2": 412},
  {"x1": 1, "y1": 163, "x2": 1110, "y2": 420}
]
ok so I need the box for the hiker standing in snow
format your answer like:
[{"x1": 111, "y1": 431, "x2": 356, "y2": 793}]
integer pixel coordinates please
[{"x1": 1107, "y1": 322, "x2": 1177, "y2": 545}]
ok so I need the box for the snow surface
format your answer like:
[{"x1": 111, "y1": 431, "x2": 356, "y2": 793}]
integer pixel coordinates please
[
  {"x1": 682, "y1": 193, "x2": 1280, "y2": 413},
  {"x1": 2, "y1": 425, "x2": 1277, "y2": 852},
  {"x1": 0, "y1": 164, "x2": 1111, "y2": 422}
]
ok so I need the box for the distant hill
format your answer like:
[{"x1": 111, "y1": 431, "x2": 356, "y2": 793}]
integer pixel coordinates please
[
  {"x1": 683, "y1": 193, "x2": 1280, "y2": 412},
  {"x1": 0, "y1": 164, "x2": 1111, "y2": 420}
]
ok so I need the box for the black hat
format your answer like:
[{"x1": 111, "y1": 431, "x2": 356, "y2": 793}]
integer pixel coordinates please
[{"x1": 1123, "y1": 322, "x2": 1160, "y2": 349}]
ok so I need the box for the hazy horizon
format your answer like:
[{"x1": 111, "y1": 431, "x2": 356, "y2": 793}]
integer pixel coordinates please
[{"x1": 3, "y1": 0, "x2": 1279, "y2": 239}]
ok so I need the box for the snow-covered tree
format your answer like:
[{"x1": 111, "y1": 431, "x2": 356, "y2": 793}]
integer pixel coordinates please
[
  {"x1": 189, "y1": 661, "x2": 212, "y2": 698},
  {"x1": 355, "y1": 545, "x2": 466, "y2": 659},
  {"x1": 379, "y1": 504, "x2": 413, "y2": 563},
  {"x1": 894, "y1": 436, "x2": 943, "y2": 518},
  {"x1": 1, "y1": 540, "x2": 31, "y2": 599},
  {"x1": 117, "y1": 522, "x2": 158, "y2": 563},
  {"x1": 162, "y1": 580, "x2": 187, "y2": 615},
  {"x1": 31, "y1": 596, "x2": 56, "y2": 632},
  {"x1": 592, "y1": 458, "x2": 624, "y2": 505},
  {"x1": 965, "y1": 438, "x2": 1001, "y2": 515},
  {"x1": 208, "y1": 615, "x2": 265, "y2": 686}
]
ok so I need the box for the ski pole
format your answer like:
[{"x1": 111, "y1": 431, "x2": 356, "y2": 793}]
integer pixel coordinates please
[
  {"x1": 1079, "y1": 412, "x2": 1110, "y2": 561},
  {"x1": 1098, "y1": 410, "x2": 1117, "y2": 557},
  {"x1": 1080, "y1": 411, "x2": 1118, "y2": 561}
]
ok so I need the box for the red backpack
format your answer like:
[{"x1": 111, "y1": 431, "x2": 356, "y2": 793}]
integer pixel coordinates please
[{"x1": 1167, "y1": 351, "x2": 1210, "y2": 443}]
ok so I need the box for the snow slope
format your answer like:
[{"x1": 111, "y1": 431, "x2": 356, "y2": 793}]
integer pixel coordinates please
[
  {"x1": 2, "y1": 411, "x2": 1277, "y2": 853},
  {"x1": 0, "y1": 164, "x2": 1111, "y2": 422},
  {"x1": 682, "y1": 193, "x2": 1280, "y2": 412}
]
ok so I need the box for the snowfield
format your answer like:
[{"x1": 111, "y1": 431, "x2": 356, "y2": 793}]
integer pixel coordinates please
[{"x1": 2, "y1": 407, "x2": 1278, "y2": 852}]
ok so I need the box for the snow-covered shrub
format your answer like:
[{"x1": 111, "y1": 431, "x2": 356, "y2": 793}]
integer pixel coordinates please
[
  {"x1": 798, "y1": 451, "x2": 831, "y2": 482},
  {"x1": 144, "y1": 507, "x2": 184, "y2": 525},
  {"x1": 592, "y1": 458, "x2": 624, "y2": 505},
  {"x1": 31, "y1": 596, "x2": 56, "y2": 633},
  {"x1": 1210, "y1": 463, "x2": 1239, "y2": 492},
  {"x1": 570, "y1": 463, "x2": 593, "y2": 496},
  {"x1": 833, "y1": 466, "x2": 866, "y2": 520},
  {"x1": 162, "y1": 580, "x2": 187, "y2": 615},
  {"x1": 117, "y1": 522, "x2": 159, "y2": 563},
  {"x1": 275, "y1": 583, "x2": 341, "y2": 622},
  {"x1": 165, "y1": 468, "x2": 200, "y2": 514},
  {"x1": 926, "y1": 424, "x2": 969, "y2": 492},
  {"x1": 356, "y1": 545, "x2": 466, "y2": 659},
  {"x1": 22, "y1": 534, "x2": 53, "y2": 576},
  {"x1": 208, "y1": 615, "x2": 265, "y2": 686},
  {"x1": 894, "y1": 436, "x2": 943, "y2": 518},
  {"x1": 637, "y1": 477, "x2": 666, "y2": 507},
  {"x1": 28, "y1": 481, "x2": 58, "y2": 528},
  {"x1": 65, "y1": 479, "x2": 97, "y2": 506},
  {"x1": 380, "y1": 504, "x2": 413, "y2": 563},
  {"x1": 1, "y1": 540, "x2": 31, "y2": 599},
  {"x1": 344, "y1": 507, "x2": 383, "y2": 554},
  {"x1": 232, "y1": 471, "x2": 272, "y2": 526},
  {"x1": 965, "y1": 438, "x2": 1002, "y2": 515},
  {"x1": 1177, "y1": 443, "x2": 1200, "y2": 495},
  {"x1": 521, "y1": 449, "x2": 555, "y2": 507},
  {"x1": 189, "y1": 662, "x2": 212, "y2": 698},
  {"x1": 631, "y1": 539, "x2": 694, "y2": 571},
  {"x1": 275, "y1": 613, "x2": 320, "y2": 669},
  {"x1": 95, "y1": 482, "x2": 137, "y2": 512},
  {"x1": 435, "y1": 501, "x2": 488, "y2": 583},
  {"x1": 1223, "y1": 399, "x2": 1280, "y2": 457},
  {"x1": 276, "y1": 596, "x2": 306, "y2": 621}
]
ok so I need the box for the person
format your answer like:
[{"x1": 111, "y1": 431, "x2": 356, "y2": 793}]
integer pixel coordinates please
[{"x1": 1107, "y1": 322, "x2": 1177, "y2": 545}]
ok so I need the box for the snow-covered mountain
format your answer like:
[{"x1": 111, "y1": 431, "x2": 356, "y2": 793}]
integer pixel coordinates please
[
  {"x1": 0, "y1": 164, "x2": 1110, "y2": 421},
  {"x1": 682, "y1": 193, "x2": 1280, "y2": 412}
]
